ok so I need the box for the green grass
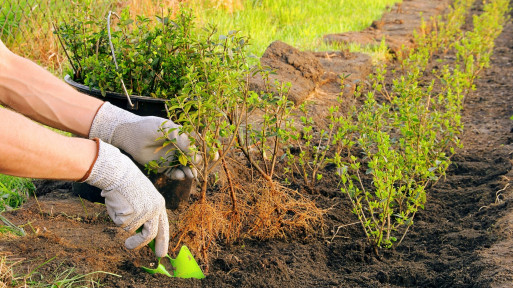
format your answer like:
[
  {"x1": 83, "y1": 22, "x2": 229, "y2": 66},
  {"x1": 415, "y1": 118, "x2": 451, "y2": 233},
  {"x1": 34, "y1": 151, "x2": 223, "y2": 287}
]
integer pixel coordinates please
[
  {"x1": 0, "y1": 174, "x2": 34, "y2": 236},
  {"x1": 0, "y1": 174, "x2": 35, "y2": 212},
  {"x1": 0, "y1": 0, "x2": 28, "y2": 37},
  {"x1": 1, "y1": 0, "x2": 113, "y2": 74},
  {"x1": 189, "y1": 0, "x2": 402, "y2": 58}
]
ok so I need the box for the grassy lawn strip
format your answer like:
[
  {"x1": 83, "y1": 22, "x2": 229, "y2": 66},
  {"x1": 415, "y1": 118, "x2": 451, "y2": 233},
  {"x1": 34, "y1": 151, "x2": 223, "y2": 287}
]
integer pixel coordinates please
[{"x1": 190, "y1": 0, "x2": 402, "y2": 58}]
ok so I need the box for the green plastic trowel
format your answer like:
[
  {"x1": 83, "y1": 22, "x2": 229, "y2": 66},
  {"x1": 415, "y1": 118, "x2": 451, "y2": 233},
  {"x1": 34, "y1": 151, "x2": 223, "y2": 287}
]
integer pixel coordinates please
[{"x1": 138, "y1": 231, "x2": 205, "y2": 279}]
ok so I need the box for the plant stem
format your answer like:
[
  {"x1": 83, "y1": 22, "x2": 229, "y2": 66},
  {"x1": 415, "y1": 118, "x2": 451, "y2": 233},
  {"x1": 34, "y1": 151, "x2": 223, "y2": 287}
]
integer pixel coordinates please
[{"x1": 221, "y1": 155, "x2": 237, "y2": 212}]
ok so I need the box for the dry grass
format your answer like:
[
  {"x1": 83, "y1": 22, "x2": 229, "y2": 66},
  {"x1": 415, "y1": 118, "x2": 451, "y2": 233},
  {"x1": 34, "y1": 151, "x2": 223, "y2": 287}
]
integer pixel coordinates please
[
  {"x1": 203, "y1": 0, "x2": 243, "y2": 13},
  {"x1": 119, "y1": 0, "x2": 243, "y2": 15},
  {"x1": 0, "y1": 252, "x2": 24, "y2": 288},
  {"x1": 3, "y1": 3, "x2": 64, "y2": 73},
  {"x1": 118, "y1": 0, "x2": 183, "y2": 18},
  {"x1": 0, "y1": 254, "x2": 13, "y2": 288}
]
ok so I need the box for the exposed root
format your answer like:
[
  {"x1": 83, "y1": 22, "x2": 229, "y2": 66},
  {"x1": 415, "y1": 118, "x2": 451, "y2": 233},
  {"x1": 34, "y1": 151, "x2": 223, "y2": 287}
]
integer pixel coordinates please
[
  {"x1": 219, "y1": 185, "x2": 248, "y2": 245},
  {"x1": 171, "y1": 201, "x2": 227, "y2": 271},
  {"x1": 247, "y1": 179, "x2": 325, "y2": 240}
]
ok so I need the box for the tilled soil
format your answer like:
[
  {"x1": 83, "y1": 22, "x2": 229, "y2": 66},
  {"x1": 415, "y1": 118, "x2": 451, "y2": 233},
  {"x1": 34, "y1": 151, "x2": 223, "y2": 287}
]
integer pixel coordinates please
[{"x1": 2, "y1": 1, "x2": 513, "y2": 287}]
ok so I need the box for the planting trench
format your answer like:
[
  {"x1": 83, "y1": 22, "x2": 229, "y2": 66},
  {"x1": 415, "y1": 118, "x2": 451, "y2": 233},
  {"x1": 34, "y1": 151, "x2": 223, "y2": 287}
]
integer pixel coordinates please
[{"x1": 2, "y1": 0, "x2": 513, "y2": 287}]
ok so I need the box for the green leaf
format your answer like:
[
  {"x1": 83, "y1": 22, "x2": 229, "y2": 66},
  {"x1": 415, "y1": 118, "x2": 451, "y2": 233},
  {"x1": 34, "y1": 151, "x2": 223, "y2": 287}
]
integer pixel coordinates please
[{"x1": 178, "y1": 154, "x2": 188, "y2": 166}]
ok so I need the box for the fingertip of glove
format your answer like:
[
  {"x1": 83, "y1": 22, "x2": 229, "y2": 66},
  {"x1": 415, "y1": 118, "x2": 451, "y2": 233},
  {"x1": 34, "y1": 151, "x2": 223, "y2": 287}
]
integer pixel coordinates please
[
  {"x1": 154, "y1": 211, "x2": 170, "y2": 257},
  {"x1": 124, "y1": 236, "x2": 146, "y2": 250},
  {"x1": 167, "y1": 168, "x2": 186, "y2": 180},
  {"x1": 125, "y1": 231, "x2": 155, "y2": 250},
  {"x1": 155, "y1": 246, "x2": 168, "y2": 258},
  {"x1": 212, "y1": 152, "x2": 220, "y2": 162}
]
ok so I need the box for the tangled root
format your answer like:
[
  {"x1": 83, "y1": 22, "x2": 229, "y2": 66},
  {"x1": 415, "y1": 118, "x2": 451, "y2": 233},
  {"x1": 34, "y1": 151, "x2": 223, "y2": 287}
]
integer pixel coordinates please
[
  {"x1": 247, "y1": 179, "x2": 325, "y2": 240},
  {"x1": 172, "y1": 201, "x2": 227, "y2": 270}
]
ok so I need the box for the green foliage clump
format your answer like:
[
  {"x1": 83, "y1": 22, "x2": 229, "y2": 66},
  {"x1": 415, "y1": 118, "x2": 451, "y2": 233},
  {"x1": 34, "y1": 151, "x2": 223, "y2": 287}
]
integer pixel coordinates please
[
  {"x1": 56, "y1": 8, "x2": 198, "y2": 99},
  {"x1": 0, "y1": 175, "x2": 34, "y2": 236}
]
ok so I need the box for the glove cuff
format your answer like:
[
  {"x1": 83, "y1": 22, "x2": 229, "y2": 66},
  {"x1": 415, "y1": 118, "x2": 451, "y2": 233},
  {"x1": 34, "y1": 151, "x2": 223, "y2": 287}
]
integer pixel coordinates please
[
  {"x1": 81, "y1": 139, "x2": 133, "y2": 191},
  {"x1": 78, "y1": 138, "x2": 101, "y2": 182},
  {"x1": 88, "y1": 102, "x2": 140, "y2": 143}
]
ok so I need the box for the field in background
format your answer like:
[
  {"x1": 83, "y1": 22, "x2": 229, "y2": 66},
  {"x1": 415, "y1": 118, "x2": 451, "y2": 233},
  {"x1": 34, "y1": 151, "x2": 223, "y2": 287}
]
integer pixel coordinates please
[{"x1": 1, "y1": 0, "x2": 401, "y2": 72}]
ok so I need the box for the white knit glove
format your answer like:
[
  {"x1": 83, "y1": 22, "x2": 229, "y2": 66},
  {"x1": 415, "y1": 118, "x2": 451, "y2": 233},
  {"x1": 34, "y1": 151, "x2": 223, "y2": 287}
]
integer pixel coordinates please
[
  {"x1": 89, "y1": 102, "x2": 198, "y2": 180},
  {"x1": 82, "y1": 139, "x2": 169, "y2": 257}
]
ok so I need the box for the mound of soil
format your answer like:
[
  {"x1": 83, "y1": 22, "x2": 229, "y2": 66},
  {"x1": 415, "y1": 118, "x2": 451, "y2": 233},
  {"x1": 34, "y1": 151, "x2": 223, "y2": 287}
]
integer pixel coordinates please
[
  {"x1": 2, "y1": 1, "x2": 513, "y2": 287},
  {"x1": 249, "y1": 41, "x2": 373, "y2": 113},
  {"x1": 249, "y1": 40, "x2": 325, "y2": 105}
]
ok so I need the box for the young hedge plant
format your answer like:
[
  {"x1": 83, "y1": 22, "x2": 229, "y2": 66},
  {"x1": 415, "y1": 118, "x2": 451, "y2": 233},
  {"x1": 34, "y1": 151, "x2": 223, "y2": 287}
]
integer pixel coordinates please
[
  {"x1": 162, "y1": 26, "x2": 251, "y2": 203},
  {"x1": 333, "y1": 0, "x2": 509, "y2": 250}
]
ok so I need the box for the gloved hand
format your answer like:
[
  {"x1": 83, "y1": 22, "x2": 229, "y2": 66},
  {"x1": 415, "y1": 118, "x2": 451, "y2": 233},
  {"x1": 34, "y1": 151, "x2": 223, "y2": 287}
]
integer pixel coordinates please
[
  {"x1": 89, "y1": 102, "x2": 199, "y2": 180},
  {"x1": 82, "y1": 139, "x2": 169, "y2": 257}
]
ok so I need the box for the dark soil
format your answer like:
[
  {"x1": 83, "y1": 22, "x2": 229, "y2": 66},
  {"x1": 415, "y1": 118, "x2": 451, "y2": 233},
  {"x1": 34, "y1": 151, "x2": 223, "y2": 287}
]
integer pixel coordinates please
[{"x1": 2, "y1": 1, "x2": 513, "y2": 287}]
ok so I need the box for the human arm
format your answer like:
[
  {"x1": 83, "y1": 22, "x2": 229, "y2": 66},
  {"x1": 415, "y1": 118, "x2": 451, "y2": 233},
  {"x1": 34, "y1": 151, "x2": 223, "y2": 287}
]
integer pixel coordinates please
[
  {"x1": 0, "y1": 42, "x2": 103, "y2": 137},
  {"x1": 0, "y1": 107, "x2": 96, "y2": 179}
]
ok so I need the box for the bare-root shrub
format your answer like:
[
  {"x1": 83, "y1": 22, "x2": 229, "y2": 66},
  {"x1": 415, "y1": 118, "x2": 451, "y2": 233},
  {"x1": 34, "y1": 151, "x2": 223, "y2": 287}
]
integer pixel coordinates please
[
  {"x1": 335, "y1": 0, "x2": 511, "y2": 250},
  {"x1": 172, "y1": 170, "x2": 324, "y2": 268}
]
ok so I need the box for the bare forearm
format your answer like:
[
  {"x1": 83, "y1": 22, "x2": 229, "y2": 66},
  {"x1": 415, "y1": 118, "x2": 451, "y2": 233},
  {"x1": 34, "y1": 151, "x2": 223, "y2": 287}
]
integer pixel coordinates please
[
  {"x1": 0, "y1": 50, "x2": 103, "y2": 137},
  {"x1": 0, "y1": 107, "x2": 96, "y2": 180}
]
